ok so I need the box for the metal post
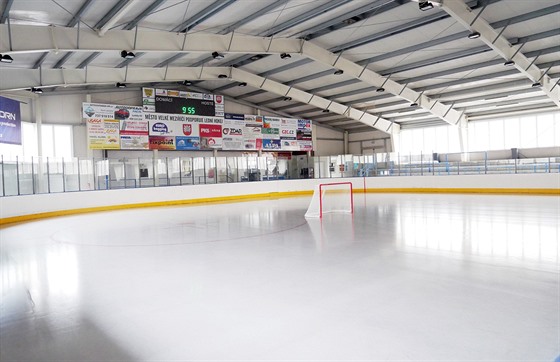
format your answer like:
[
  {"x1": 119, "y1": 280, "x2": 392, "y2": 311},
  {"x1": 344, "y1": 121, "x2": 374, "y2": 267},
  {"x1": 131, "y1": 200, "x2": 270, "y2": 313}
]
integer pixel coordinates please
[
  {"x1": 179, "y1": 157, "x2": 183, "y2": 185},
  {"x1": 16, "y1": 156, "x2": 20, "y2": 195},
  {"x1": 191, "y1": 157, "x2": 195, "y2": 185},
  {"x1": 420, "y1": 151, "x2": 423, "y2": 176},
  {"x1": 123, "y1": 158, "x2": 127, "y2": 188},
  {"x1": 93, "y1": 158, "x2": 97, "y2": 190},
  {"x1": 1, "y1": 155, "x2": 4, "y2": 196},
  {"x1": 165, "y1": 157, "x2": 170, "y2": 186},
  {"x1": 47, "y1": 157, "x2": 51, "y2": 193},
  {"x1": 514, "y1": 157, "x2": 517, "y2": 174},
  {"x1": 214, "y1": 156, "x2": 217, "y2": 184},
  {"x1": 548, "y1": 157, "x2": 551, "y2": 173},
  {"x1": 484, "y1": 152, "x2": 487, "y2": 174},
  {"x1": 201, "y1": 157, "x2": 206, "y2": 184},
  {"x1": 77, "y1": 158, "x2": 81, "y2": 191},
  {"x1": 62, "y1": 157, "x2": 66, "y2": 192},
  {"x1": 31, "y1": 156, "x2": 36, "y2": 194},
  {"x1": 138, "y1": 158, "x2": 142, "y2": 188},
  {"x1": 432, "y1": 153, "x2": 435, "y2": 175}
]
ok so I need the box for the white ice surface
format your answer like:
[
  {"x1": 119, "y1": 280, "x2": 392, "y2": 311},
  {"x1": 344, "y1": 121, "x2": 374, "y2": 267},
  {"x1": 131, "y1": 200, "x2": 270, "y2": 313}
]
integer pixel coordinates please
[{"x1": 1, "y1": 193, "x2": 558, "y2": 361}]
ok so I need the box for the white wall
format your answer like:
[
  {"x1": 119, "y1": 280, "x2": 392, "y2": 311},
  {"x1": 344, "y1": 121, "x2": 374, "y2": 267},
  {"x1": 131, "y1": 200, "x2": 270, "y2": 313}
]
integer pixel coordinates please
[
  {"x1": 348, "y1": 130, "x2": 391, "y2": 154},
  {"x1": 1, "y1": 174, "x2": 557, "y2": 221},
  {"x1": 314, "y1": 126, "x2": 344, "y2": 155}
]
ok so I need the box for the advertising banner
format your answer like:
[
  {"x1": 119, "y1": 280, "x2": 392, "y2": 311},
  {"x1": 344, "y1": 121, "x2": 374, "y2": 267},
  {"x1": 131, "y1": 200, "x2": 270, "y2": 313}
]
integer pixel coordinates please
[
  {"x1": 83, "y1": 102, "x2": 143, "y2": 150},
  {"x1": 262, "y1": 139, "x2": 281, "y2": 150},
  {"x1": 120, "y1": 120, "x2": 149, "y2": 150},
  {"x1": 0, "y1": 96, "x2": 21, "y2": 145},
  {"x1": 199, "y1": 124, "x2": 222, "y2": 149},
  {"x1": 176, "y1": 136, "x2": 200, "y2": 150},
  {"x1": 222, "y1": 118, "x2": 244, "y2": 150},
  {"x1": 87, "y1": 118, "x2": 120, "y2": 149},
  {"x1": 149, "y1": 136, "x2": 176, "y2": 150}
]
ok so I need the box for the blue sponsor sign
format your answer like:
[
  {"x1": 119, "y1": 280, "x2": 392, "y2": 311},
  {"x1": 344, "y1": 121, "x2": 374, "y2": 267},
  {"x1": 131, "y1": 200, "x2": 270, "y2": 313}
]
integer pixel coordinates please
[
  {"x1": 224, "y1": 113, "x2": 245, "y2": 120},
  {"x1": 176, "y1": 136, "x2": 200, "y2": 150},
  {"x1": 262, "y1": 139, "x2": 281, "y2": 150},
  {"x1": 0, "y1": 96, "x2": 21, "y2": 145}
]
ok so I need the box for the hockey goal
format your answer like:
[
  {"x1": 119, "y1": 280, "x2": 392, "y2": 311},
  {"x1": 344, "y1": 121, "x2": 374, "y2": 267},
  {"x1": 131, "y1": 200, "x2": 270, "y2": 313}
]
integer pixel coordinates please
[{"x1": 305, "y1": 182, "x2": 354, "y2": 218}]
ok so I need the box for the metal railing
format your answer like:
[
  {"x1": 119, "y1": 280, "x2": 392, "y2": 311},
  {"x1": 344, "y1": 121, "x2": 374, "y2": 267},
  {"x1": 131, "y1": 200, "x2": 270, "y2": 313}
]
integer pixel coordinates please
[{"x1": 1, "y1": 152, "x2": 558, "y2": 196}]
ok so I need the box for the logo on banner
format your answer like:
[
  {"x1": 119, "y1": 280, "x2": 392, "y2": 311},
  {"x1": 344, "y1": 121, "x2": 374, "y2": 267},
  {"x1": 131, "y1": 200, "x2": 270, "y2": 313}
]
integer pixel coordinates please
[
  {"x1": 215, "y1": 95, "x2": 223, "y2": 104},
  {"x1": 0, "y1": 110, "x2": 16, "y2": 120},
  {"x1": 223, "y1": 128, "x2": 242, "y2": 136},
  {"x1": 183, "y1": 124, "x2": 192, "y2": 135},
  {"x1": 84, "y1": 106, "x2": 96, "y2": 117},
  {"x1": 199, "y1": 124, "x2": 221, "y2": 137},
  {"x1": 152, "y1": 122, "x2": 169, "y2": 133},
  {"x1": 143, "y1": 88, "x2": 154, "y2": 98}
]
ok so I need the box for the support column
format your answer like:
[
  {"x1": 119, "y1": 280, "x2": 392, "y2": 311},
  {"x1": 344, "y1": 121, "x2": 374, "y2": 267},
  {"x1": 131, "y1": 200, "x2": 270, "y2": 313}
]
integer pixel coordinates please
[
  {"x1": 153, "y1": 149, "x2": 159, "y2": 186},
  {"x1": 33, "y1": 96, "x2": 45, "y2": 193},
  {"x1": 389, "y1": 126, "x2": 400, "y2": 153},
  {"x1": 458, "y1": 117, "x2": 468, "y2": 161},
  {"x1": 343, "y1": 131, "x2": 349, "y2": 154},
  {"x1": 85, "y1": 94, "x2": 93, "y2": 159}
]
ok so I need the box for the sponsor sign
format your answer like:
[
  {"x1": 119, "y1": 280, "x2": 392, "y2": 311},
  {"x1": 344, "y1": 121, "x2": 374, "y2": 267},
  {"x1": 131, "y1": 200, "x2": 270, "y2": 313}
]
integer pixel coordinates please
[
  {"x1": 0, "y1": 96, "x2": 21, "y2": 145},
  {"x1": 83, "y1": 102, "x2": 143, "y2": 150},
  {"x1": 87, "y1": 118, "x2": 120, "y2": 149},
  {"x1": 176, "y1": 136, "x2": 200, "y2": 150},
  {"x1": 121, "y1": 135, "x2": 149, "y2": 150},
  {"x1": 199, "y1": 124, "x2": 222, "y2": 138},
  {"x1": 149, "y1": 136, "x2": 175, "y2": 150},
  {"x1": 262, "y1": 139, "x2": 281, "y2": 150}
]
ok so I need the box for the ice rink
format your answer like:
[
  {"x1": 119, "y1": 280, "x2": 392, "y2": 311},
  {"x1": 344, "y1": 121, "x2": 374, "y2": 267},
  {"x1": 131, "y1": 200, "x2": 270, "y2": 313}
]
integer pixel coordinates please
[{"x1": 1, "y1": 193, "x2": 558, "y2": 361}]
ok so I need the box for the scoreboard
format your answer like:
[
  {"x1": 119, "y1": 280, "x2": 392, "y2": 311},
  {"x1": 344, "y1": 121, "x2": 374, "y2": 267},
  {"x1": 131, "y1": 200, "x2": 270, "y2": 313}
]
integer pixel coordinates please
[
  {"x1": 154, "y1": 95, "x2": 216, "y2": 117},
  {"x1": 142, "y1": 88, "x2": 224, "y2": 117}
]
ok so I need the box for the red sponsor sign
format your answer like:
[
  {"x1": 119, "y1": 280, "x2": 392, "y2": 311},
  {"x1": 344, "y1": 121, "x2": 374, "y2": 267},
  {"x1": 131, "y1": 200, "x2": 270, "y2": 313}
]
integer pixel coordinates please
[
  {"x1": 183, "y1": 124, "x2": 192, "y2": 136},
  {"x1": 149, "y1": 136, "x2": 175, "y2": 150},
  {"x1": 215, "y1": 95, "x2": 223, "y2": 104},
  {"x1": 199, "y1": 124, "x2": 222, "y2": 137}
]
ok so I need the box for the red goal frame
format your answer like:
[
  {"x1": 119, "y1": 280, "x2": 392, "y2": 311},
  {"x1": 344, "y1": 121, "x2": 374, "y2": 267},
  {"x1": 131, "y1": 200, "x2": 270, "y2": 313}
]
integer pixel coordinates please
[{"x1": 318, "y1": 182, "x2": 354, "y2": 218}]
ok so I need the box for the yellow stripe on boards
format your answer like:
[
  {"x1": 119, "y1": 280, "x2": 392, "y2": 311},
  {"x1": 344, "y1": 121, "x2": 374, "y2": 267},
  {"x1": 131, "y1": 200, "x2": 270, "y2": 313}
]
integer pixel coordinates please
[
  {"x1": 0, "y1": 190, "x2": 313, "y2": 227},
  {"x1": 361, "y1": 188, "x2": 560, "y2": 195},
  {"x1": 0, "y1": 188, "x2": 557, "y2": 226}
]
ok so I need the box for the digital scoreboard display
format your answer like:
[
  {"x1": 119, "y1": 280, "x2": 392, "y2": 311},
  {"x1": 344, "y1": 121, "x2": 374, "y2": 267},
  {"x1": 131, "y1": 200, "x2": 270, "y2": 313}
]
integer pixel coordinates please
[{"x1": 154, "y1": 96, "x2": 216, "y2": 117}]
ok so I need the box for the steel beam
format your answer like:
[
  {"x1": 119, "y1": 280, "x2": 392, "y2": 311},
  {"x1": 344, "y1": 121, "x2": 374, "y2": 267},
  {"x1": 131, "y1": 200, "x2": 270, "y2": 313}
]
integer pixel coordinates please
[
  {"x1": 172, "y1": 0, "x2": 237, "y2": 33},
  {"x1": 438, "y1": 0, "x2": 559, "y2": 107},
  {"x1": 0, "y1": 65, "x2": 398, "y2": 133}
]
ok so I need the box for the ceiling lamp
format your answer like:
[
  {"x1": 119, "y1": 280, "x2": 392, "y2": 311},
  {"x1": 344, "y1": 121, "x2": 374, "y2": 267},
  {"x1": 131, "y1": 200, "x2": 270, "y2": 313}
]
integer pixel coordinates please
[
  {"x1": 376, "y1": 87, "x2": 385, "y2": 92},
  {"x1": 280, "y1": 53, "x2": 291, "y2": 59},
  {"x1": 238, "y1": 82, "x2": 247, "y2": 87},
  {"x1": 334, "y1": 69, "x2": 344, "y2": 75},
  {"x1": 467, "y1": 31, "x2": 481, "y2": 39},
  {"x1": 120, "y1": 50, "x2": 135, "y2": 59},
  {"x1": 504, "y1": 60, "x2": 515, "y2": 66},
  {"x1": 31, "y1": 87, "x2": 43, "y2": 94},
  {"x1": 218, "y1": 74, "x2": 228, "y2": 79},
  {"x1": 250, "y1": 55, "x2": 263, "y2": 61},
  {"x1": 410, "y1": 102, "x2": 418, "y2": 107},
  {"x1": 283, "y1": 97, "x2": 292, "y2": 101},
  {"x1": 182, "y1": 80, "x2": 192, "y2": 86},
  {"x1": 531, "y1": 81, "x2": 542, "y2": 88},
  {"x1": 0, "y1": 54, "x2": 13, "y2": 63},
  {"x1": 116, "y1": 82, "x2": 127, "y2": 88},
  {"x1": 418, "y1": 1, "x2": 434, "y2": 11},
  {"x1": 212, "y1": 51, "x2": 225, "y2": 60},
  {"x1": 322, "y1": 109, "x2": 330, "y2": 113}
]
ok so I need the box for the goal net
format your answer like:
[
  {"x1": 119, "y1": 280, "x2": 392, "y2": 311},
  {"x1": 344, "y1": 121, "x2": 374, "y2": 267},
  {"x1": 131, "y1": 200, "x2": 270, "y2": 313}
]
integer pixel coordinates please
[{"x1": 305, "y1": 182, "x2": 354, "y2": 218}]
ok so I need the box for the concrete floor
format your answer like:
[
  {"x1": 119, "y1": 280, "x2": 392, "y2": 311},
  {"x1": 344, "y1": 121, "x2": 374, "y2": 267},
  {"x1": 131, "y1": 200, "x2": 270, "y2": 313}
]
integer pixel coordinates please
[{"x1": 1, "y1": 193, "x2": 558, "y2": 361}]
